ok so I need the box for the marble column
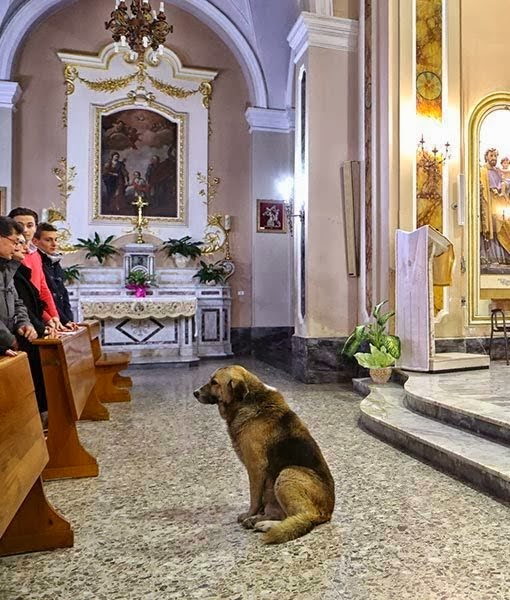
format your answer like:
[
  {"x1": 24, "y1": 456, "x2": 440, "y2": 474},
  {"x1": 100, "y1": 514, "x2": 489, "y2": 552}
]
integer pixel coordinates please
[{"x1": 0, "y1": 81, "x2": 21, "y2": 212}]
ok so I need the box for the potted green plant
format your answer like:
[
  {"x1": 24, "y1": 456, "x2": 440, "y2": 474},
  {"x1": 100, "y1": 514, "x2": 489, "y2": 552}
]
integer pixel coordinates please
[
  {"x1": 75, "y1": 233, "x2": 118, "y2": 264},
  {"x1": 193, "y1": 260, "x2": 226, "y2": 285},
  {"x1": 62, "y1": 264, "x2": 82, "y2": 285},
  {"x1": 162, "y1": 236, "x2": 203, "y2": 268},
  {"x1": 342, "y1": 300, "x2": 401, "y2": 384},
  {"x1": 125, "y1": 269, "x2": 156, "y2": 298}
]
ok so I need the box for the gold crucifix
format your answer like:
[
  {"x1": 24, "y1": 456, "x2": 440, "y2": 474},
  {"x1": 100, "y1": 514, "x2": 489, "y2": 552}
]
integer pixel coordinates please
[{"x1": 131, "y1": 195, "x2": 149, "y2": 244}]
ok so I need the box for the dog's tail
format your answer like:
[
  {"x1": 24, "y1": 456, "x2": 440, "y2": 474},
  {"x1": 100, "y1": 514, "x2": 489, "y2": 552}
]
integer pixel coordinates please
[{"x1": 262, "y1": 513, "x2": 325, "y2": 545}]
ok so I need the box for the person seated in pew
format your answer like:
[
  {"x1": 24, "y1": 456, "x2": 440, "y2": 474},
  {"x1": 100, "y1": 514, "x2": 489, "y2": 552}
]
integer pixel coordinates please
[
  {"x1": 8, "y1": 208, "x2": 69, "y2": 333},
  {"x1": 33, "y1": 223, "x2": 78, "y2": 330},
  {"x1": 0, "y1": 217, "x2": 38, "y2": 354}
]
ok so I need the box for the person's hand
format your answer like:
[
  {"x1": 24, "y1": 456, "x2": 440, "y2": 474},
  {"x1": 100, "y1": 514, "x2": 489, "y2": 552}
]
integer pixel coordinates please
[
  {"x1": 17, "y1": 324, "x2": 38, "y2": 341},
  {"x1": 47, "y1": 317, "x2": 67, "y2": 332},
  {"x1": 43, "y1": 325, "x2": 58, "y2": 338},
  {"x1": 65, "y1": 321, "x2": 80, "y2": 331},
  {"x1": 4, "y1": 349, "x2": 17, "y2": 357}
]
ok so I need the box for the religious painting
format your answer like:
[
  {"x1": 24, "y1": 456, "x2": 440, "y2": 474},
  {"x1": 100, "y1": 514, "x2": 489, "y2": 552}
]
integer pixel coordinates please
[
  {"x1": 96, "y1": 106, "x2": 184, "y2": 220},
  {"x1": 256, "y1": 199, "x2": 286, "y2": 233},
  {"x1": 0, "y1": 187, "x2": 6, "y2": 215},
  {"x1": 468, "y1": 93, "x2": 510, "y2": 323}
]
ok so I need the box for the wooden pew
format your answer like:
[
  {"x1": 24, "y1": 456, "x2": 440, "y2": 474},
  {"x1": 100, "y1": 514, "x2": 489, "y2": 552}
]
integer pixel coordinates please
[
  {"x1": 34, "y1": 327, "x2": 106, "y2": 480},
  {"x1": 82, "y1": 320, "x2": 132, "y2": 403},
  {"x1": 0, "y1": 353, "x2": 73, "y2": 556}
]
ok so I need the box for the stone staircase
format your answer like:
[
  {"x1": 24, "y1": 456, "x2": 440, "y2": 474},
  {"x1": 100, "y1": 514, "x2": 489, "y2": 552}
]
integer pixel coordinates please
[{"x1": 355, "y1": 365, "x2": 510, "y2": 502}]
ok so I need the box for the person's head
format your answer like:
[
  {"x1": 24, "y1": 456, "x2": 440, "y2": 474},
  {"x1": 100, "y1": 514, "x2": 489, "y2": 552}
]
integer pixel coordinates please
[
  {"x1": 33, "y1": 222, "x2": 59, "y2": 255},
  {"x1": 151, "y1": 155, "x2": 159, "y2": 164},
  {"x1": 12, "y1": 232, "x2": 28, "y2": 263},
  {"x1": 501, "y1": 157, "x2": 510, "y2": 169},
  {"x1": 8, "y1": 207, "x2": 39, "y2": 243},
  {"x1": 484, "y1": 148, "x2": 499, "y2": 168},
  {"x1": 111, "y1": 152, "x2": 120, "y2": 162},
  {"x1": 133, "y1": 171, "x2": 141, "y2": 179},
  {"x1": 0, "y1": 216, "x2": 23, "y2": 260}
]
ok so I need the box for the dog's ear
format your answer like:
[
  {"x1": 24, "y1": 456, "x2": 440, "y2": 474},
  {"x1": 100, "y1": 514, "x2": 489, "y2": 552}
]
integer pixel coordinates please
[{"x1": 225, "y1": 377, "x2": 249, "y2": 404}]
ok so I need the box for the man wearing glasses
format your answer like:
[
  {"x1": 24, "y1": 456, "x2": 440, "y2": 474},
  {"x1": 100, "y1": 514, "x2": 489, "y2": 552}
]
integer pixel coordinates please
[{"x1": 0, "y1": 216, "x2": 37, "y2": 356}]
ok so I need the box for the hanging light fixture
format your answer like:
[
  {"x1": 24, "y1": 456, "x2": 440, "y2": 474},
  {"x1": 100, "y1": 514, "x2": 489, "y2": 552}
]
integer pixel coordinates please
[{"x1": 105, "y1": 0, "x2": 173, "y2": 57}]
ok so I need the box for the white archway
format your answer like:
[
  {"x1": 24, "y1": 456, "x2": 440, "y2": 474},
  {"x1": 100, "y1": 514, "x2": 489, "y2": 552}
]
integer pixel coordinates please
[{"x1": 0, "y1": 0, "x2": 268, "y2": 107}]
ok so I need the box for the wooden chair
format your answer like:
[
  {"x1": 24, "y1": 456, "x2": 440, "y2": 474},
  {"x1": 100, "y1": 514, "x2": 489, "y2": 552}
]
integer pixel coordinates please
[
  {"x1": 34, "y1": 327, "x2": 106, "y2": 480},
  {"x1": 0, "y1": 353, "x2": 73, "y2": 556},
  {"x1": 489, "y1": 308, "x2": 509, "y2": 365},
  {"x1": 82, "y1": 320, "x2": 132, "y2": 403}
]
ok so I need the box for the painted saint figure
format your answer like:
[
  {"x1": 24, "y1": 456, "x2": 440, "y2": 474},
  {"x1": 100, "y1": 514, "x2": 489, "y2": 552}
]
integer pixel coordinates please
[{"x1": 102, "y1": 151, "x2": 129, "y2": 213}]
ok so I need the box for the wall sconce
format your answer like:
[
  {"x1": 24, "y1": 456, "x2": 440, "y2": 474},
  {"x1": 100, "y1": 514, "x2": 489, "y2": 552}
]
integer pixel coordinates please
[
  {"x1": 277, "y1": 176, "x2": 304, "y2": 237},
  {"x1": 416, "y1": 135, "x2": 451, "y2": 200}
]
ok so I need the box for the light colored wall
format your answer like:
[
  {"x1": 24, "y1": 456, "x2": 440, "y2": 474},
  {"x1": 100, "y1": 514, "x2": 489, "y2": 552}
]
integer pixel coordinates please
[
  {"x1": 12, "y1": 0, "x2": 252, "y2": 327},
  {"x1": 333, "y1": 0, "x2": 359, "y2": 19},
  {"x1": 299, "y1": 45, "x2": 359, "y2": 338},
  {"x1": 251, "y1": 131, "x2": 293, "y2": 327}
]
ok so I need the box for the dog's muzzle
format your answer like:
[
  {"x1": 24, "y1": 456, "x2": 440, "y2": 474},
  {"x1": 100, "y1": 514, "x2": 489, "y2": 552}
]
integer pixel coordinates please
[{"x1": 193, "y1": 386, "x2": 217, "y2": 404}]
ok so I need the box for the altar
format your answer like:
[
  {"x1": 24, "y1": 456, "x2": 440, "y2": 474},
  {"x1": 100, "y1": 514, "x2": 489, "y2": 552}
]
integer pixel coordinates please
[{"x1": 68, "y1": 266, "x2": 232, "y2": 365}]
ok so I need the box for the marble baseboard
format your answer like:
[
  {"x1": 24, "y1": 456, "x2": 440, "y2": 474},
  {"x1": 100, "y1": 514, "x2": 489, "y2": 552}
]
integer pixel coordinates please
[
  {"x1": 291, "y1": 335, "x2": 358, "y2": 383},
  {"x1": 435, "y1": 336, "x2": 509, "y2": 361},
  {"x1": 230, "y1": 327, "x2": 294, "y2": 371}
]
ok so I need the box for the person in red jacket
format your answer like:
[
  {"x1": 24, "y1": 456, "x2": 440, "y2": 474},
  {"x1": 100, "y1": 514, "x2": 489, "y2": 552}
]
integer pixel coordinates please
[{"x1": 8, "y1": 208, "x2": 68, "y2": 331}]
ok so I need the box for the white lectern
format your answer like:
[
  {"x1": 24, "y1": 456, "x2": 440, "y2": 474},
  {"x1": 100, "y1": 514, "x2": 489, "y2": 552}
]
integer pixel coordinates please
[{"x1": 395, "y1": 225, "x2": 489, "y2": 372}]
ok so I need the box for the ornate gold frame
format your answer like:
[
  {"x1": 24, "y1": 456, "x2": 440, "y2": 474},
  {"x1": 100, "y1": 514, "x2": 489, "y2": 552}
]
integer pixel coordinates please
[
  {"x1": 93, "y1": 99, "x2": 186, "y2": 223},
  {"x1": 468, "y1": 92, "x2": 510, "y2": 324}
]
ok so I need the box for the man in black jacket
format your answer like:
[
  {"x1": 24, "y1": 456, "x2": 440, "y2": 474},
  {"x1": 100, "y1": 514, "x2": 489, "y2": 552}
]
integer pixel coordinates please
[{"x1": 33, "y1": 223, "x2": 76, "y2": 326}]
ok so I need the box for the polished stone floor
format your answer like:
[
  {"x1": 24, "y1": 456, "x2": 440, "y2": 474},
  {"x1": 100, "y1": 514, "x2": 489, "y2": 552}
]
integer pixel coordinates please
[{"x1": 1, "y1": 358, "x2": 510, "y2": 600}]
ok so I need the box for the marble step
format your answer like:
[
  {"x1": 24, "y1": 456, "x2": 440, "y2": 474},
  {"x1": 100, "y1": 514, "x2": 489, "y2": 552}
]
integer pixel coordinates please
[
  {"x1": 404, "y1": 374, "x2": 510, "y2": 445},
  {"x1": 355, "y1": 379, "x2": 510, "y2": 502}
]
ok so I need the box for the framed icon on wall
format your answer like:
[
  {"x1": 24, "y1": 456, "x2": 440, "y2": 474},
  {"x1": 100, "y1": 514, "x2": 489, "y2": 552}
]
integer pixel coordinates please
[{"x1": 256, "y1": 199, "x2": 286, "y2": 233}]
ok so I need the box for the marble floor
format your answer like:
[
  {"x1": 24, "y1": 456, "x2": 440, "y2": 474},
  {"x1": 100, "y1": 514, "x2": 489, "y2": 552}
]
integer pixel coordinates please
[{"x1": 1, "y1": 358, "x2": 510, "y2": 600}]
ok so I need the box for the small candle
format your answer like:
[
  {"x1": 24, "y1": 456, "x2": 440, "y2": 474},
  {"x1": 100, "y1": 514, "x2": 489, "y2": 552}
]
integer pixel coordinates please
[
  {"x1": 41, "y1": 208, "x2": 49, "y2": 222},
  {"x1": 224, "y1": 214, "x2": 231, "y2": 230},
  {"x1": 152, "y1": 9, "x2": 157, "y2": 18},
  {"x1": 115, "y1": 0, "x2": 119, "y2": 7},
  {"x1": 159, "y1": 1, "x2": 164, "y2": 12},
  {"x1": 120, "y1": 35, "x2": 126, "y2": 46}
]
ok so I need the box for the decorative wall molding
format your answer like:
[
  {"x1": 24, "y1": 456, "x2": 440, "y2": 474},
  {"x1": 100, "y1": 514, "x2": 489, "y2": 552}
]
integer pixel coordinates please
[
  {"x1": 245, "y1": 107, "x2": 294, "y2": 133},
  {"x1": 0, "y1": 0, "x2": 268, "y2": 108},
  {"x1": 0, "y1": 80, "x2": 21, "y2": 109},
  {"x1": 287, "y1": 12, "x2": 359, "y2": 64}
]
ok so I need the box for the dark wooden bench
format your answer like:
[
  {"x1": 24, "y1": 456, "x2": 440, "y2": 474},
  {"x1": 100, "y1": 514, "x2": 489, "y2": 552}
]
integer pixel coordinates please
[
  {"x1": 0, "y1": 353, "x2": 73, "y2": 556},
  {"x1": 82, "y1": 320, "x2": 132, "y2": 403},
  {"x1": 34, "y1": 326, "x2": 107, "y2": 480}
]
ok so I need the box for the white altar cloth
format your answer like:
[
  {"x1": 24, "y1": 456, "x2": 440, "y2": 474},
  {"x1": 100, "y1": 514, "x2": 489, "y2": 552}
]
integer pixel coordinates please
[{"x1": 80, "y1": 297, "x2": 197, "y2": 320}]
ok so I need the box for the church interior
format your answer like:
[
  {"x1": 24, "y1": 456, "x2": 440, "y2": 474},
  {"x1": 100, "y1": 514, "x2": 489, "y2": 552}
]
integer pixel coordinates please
[{"x1": 1, "y1": 0, "x2": 510, "y2": 598}]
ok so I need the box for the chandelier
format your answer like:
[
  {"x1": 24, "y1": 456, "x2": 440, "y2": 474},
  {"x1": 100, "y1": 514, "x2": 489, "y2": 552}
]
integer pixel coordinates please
[{"x1": 105, "y1": 0, "x2": 173, "y2": 57}]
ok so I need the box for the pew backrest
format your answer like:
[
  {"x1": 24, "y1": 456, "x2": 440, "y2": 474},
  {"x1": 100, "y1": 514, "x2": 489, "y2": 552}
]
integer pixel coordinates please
[{"x1": 0, "y1": 353, "x2": 48, "y2": 538}]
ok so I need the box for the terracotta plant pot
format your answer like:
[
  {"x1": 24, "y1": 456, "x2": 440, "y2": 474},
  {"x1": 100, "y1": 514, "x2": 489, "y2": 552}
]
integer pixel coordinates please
[{"x1": 369, "y1": 367, "x2": 392, "y2": 384}]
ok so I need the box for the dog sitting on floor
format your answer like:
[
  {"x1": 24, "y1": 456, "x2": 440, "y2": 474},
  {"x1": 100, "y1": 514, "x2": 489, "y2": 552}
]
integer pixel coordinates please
[{"x1": 193, "y1": 365, "x2": 335, "y2": 544}]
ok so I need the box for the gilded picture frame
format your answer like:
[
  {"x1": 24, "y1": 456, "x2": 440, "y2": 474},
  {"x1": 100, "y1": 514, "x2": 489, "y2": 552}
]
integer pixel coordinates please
[
  {"x1": 93, "y1": 100, "x2": 186, "y2": 223},
  {"x1": 468, "y1": 92, "x2": 510, "y2": 323}
]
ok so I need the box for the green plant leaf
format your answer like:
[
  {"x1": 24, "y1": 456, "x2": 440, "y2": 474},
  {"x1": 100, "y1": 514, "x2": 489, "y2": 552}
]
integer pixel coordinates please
[
  {"x1": 382, "y1": 335, "x2": 401, "y2": 359},
  {"x1": 341, "y1": 325, "x2": 367, "y2": 357},
  {"x1": 354, "y1": 344, "x2": 395, "y2": 368}
]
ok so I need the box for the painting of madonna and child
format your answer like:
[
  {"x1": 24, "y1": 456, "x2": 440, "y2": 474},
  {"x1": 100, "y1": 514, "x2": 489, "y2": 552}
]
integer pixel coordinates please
[
  {"x1": 100, "y1": 108, "x2": 179, "y2": 219},
  {"x1": 479, "y1": 109, "x2": 510, "y2": 275}
]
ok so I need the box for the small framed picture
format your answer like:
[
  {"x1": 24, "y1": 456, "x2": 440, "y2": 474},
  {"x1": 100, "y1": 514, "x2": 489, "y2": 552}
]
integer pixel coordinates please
[
  {"x1": 0, "y1": 187, "x2": 6, "y2": 215},
  {"x1": 257, "y1": 199, "x2": 286, "y2": 233}
]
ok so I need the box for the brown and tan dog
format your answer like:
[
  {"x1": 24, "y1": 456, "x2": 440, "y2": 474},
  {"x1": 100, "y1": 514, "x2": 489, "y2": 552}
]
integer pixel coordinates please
[{"x1": 194, "y1": 365, "x2": 335, "y2": 544}]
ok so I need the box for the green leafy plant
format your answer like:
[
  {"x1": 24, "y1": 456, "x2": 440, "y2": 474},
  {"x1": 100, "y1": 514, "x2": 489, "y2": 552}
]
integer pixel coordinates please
[
  {"x1": 62, "y1": 264, "x2": 82, "y2": 285},
  {"x1": 75, "y1": 233, "x2": 118, "y2": 264},
  {"x1": 126, "y1": 270, "x2": 156, "y2": 287},
  {"x1": 193, "y1": 260, "x2": 226, "y2": 284},
  {"x1": 342, "y1": 300, "x2": 401, "y2": 364},
  {"x1": 354, "y1": 344, "x2": 396, "y2": 369},
  {"x1": 162, "y1": 236, "x2": 203, "y2": 259}
]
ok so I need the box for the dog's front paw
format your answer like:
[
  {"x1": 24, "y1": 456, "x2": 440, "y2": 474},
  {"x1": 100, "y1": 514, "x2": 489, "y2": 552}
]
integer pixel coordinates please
[
  {"x1": 237, "y1": 511, "x2": 251, "y2": 523},
  {"x1": 241, "y1": 515, "x2": 261, "y2": 529}
]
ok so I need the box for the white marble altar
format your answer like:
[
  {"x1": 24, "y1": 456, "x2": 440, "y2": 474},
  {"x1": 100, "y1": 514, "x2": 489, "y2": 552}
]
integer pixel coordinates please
[{"x1": 68, "y1": 265, "x2": 231, "y2": 365}]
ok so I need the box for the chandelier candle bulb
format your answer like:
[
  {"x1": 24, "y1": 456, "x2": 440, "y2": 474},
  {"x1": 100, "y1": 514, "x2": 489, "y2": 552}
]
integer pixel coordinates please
[
  {"x1": 224, "y1": 215, "x2": 231, "y2": 230},
  {"x1": 159, "y1": 2, "x2": 164, "y2": 12},
  {"x1": 152, "y1": 9, "x2": 157, "y2": 18}
]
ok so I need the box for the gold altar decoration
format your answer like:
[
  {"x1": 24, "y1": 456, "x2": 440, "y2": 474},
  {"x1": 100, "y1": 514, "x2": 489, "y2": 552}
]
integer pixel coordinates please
[
  {"x1": 128, "y1": 195, "x2": 151, "y2": 243},
  {"x1": 202, "y1": 214, "x2": 232, "y2": 259},
  {"x1": 81, "y1": 298, "x2": 197, "y2": 320},
  {"x1": 197, "y1": 167, "x2": 220, "y2": 208}
]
